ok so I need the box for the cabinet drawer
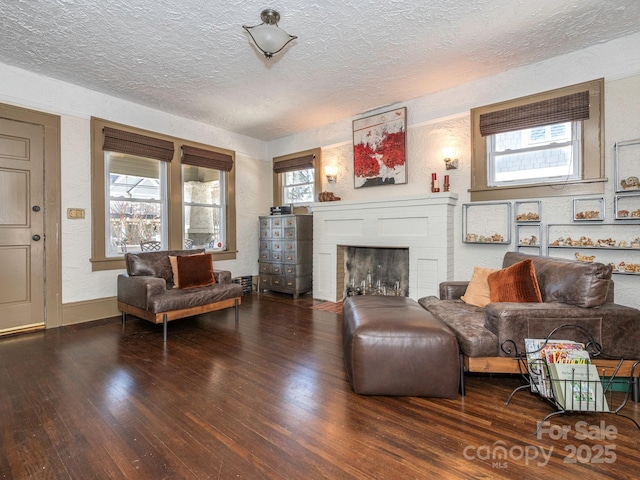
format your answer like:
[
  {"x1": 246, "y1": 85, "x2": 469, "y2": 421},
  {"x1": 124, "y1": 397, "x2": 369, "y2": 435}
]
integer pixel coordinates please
[
  {"x1": 259, "y1": 239, "x2": 270, "y2": 251},
  {"x1": 270, "y1": 251, "x2": 283, "y2": 262},
  {"x1": 284, "y1": 264, "x2": 312, "y2": 277},
  {"x1": 270, "y1": 240, "x2": 282, "y2": 251},
  {"x1": 259, "y1": 262, "x2": 270, "y2": 274},
  {"x1": 260, "y1": 227, "x2": 270, "y2": 238},
  {"x1": 284, "y1": 227, "x2": 296, "y2": 239},
  {"x1": 271, "y1": 263, "x2": 283, "y2": 275},
  {"x1": 259, "y1": 250, "x2": 270, "y2": 261},
  {"x1": 283, "y1": 275, "x2": 296, "y2": 289},
  {"x1": 260, "y1": 217, "x2": 270, "y2": 228},
  {"x1": 259, "y1": 274, "x2": 271, "y2": 288},
  {"x1": 271, "y1": 227, "x2": 282, "y2": 238}
]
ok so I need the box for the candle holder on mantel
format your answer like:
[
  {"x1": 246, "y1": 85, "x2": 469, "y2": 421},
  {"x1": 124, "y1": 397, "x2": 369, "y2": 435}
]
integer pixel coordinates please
[
  {"x1": 444, "y1": 174, "x2": 450, "y2": 192},
  {"x1": 431, "y1": 173, "x2": 440, "y2": 193}
]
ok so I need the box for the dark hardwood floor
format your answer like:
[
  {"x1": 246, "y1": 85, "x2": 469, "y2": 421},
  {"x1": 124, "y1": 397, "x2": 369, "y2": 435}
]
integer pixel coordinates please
[{"x1": 1, "y1": 293, "x2": 638, "y2": 479}]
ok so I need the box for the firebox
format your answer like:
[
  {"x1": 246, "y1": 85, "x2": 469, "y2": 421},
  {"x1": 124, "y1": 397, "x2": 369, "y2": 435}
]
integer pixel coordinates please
[{"x1": 338, "y1": 246, "x2": 409, "y2": 299}]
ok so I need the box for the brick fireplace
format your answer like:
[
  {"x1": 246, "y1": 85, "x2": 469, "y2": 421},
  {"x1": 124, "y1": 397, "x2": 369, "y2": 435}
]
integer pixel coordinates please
[{"x1": 312, "y1": 194, "x2": 457, "y2": 302}]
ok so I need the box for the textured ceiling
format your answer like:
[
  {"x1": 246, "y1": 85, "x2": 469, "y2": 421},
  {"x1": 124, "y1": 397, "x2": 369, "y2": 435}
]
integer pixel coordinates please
[{"x1": 1, "y1": 0, "x2": 639, "y2": 141}]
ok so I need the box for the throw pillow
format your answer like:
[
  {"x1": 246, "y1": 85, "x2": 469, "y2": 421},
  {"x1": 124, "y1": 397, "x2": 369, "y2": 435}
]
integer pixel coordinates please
[
  {"x1": 176, "y1": 254, "x2": 215, "y2": 289},
  {"x1": 487, "y1": 259, "x2": 543, "y2": 303},
  {"x1": 169, "y1": 253, "x2": 205, "y2": 288},
  {"x1": 461, "y1": 266, "x2": 498, "y2": 307}
]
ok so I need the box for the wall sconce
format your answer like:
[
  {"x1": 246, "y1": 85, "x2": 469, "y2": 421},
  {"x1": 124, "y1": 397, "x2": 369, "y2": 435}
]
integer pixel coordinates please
[
  {"x1": 443, "y1": 147, "x2": 458, "y2": 170},
  {"x1": 324, "y1": 165, "x2": 338, "y2": 183}
]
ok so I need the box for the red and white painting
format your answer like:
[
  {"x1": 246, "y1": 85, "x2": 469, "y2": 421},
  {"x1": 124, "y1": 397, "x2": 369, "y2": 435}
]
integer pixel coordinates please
[{"x1": 353, "y1": 107, "x2": 406, "y2": 188}]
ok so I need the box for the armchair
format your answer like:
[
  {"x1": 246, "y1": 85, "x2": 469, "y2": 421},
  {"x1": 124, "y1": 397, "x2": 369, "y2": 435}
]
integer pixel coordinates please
[{"x1": 117, "y1": 249, "x2": 243, "y2": 341}]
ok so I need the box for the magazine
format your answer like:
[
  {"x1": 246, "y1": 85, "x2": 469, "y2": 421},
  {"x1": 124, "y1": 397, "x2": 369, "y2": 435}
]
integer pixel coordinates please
[
  {"x1": 524, "y1": 339, "x2": 588, "y2": 398},
  {"x1": 547, "y1": 363, "x2": 609, "y2": 412}
]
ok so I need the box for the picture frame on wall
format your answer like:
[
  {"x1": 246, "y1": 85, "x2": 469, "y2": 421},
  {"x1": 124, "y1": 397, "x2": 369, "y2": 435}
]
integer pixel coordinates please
[{"x1": 353, "y1": 107, "x2": 407, "y2": 188}]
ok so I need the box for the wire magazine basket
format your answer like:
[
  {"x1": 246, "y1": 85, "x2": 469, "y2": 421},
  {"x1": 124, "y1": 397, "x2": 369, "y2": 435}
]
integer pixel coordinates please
[{"x1": 504, "y1": 324, "x2": 640, "y2": 434}]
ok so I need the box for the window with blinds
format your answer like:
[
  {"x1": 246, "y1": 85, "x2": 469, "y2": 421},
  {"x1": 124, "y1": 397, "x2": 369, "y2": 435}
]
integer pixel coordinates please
[
  {"x1": 470, "y1": 79, "x2": 604, "y2": 201},
  {"x1": 102, "y1": 129, "x2": 172, "y2": 256},
  {"x1": 272, "y1": 149, "x2": 322, "y2": 206},
  {"x1": 91, "y1": 118, "x2": 237, "y2": 270},
  {"x1": 181, "y1": 145, "x2": 233, "y2": 251}
]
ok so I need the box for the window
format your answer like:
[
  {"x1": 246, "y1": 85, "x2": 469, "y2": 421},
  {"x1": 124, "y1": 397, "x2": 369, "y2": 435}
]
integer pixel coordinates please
[
  {"x1": 91, "y1": 118, "x2": 237, "y2": 271},
  {"x1": 273, "y1": 148, "x2": 322, "y2": 207},
  {"x1": 470, "y1": 78, "x2": 604, "y2": 201},
  {"x1": 282, "y1": 168, "x2": 315, "y2": 204},
  {"x1": 487, "y1": 121, "x2": 581, "y2": 186},
  {"x1": 107, "y1": 152, "x2": 167, "y2": 256},
  {"x1": 181, "y1": 145, "x2": 234, "y2": 251}
]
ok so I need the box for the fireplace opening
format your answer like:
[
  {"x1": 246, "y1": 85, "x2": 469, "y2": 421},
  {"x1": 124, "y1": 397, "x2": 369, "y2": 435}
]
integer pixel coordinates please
[{"x1": 338, "y1": 245, "x2": 409, "y2": 300}]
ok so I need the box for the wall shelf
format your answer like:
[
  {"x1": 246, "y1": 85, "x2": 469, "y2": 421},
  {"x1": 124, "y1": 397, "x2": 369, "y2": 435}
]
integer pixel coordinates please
[
  {"x1": 514, "y1": 200, "x2": 541, "y2": 223},
  {"x1": 547, "y1": 223, "x2": 640, "y2": 274},
  {"x1": 614, "y1": 194, "x2": 640, "y2": 221},
  {"x1": 515, "y1": 224, "x2": 543, "y2": 255},
  {"x1": 462, "y1": 202, "x2": 511, "y2": 245},
  {"x1": 573, "y1": 197, "x2": 605, "y2": 221},
  {"x1": 614, "y1": 138, "x2": 640, "y2": 193}
]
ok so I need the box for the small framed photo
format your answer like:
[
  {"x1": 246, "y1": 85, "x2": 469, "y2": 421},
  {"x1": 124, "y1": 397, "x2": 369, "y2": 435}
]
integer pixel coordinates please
[{"x1": 353, "y1": 107, "x2": 406, "y2": 188}]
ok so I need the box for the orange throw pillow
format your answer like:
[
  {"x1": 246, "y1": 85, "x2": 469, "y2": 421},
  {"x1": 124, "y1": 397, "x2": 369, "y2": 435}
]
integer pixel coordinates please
[
  {"x1": 176, "y1": 254, "x2": 215, "y2": 289},
  {"x1": 461, "y1": 266, "x2": 498, "y2": 307},
  {"x1": 487, "y1": 259, "x2": 542, "y2": 303}
]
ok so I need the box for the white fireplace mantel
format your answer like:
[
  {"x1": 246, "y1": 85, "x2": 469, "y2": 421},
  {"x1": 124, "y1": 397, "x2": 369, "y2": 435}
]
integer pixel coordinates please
[{"x1": 312, "y1": 193, "x2": 458, "y2": 302}]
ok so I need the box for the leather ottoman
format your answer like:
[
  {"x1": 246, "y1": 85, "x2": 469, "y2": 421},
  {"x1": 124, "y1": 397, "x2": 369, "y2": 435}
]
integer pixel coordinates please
[{"x1": 342, "y1": 296, "x2": 460, "y2": 398}]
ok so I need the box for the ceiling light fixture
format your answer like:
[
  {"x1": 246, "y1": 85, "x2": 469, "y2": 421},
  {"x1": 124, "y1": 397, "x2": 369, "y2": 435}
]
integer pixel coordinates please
[{"x1": 243, "y1": 9, "x2": 297, "y2": 59}]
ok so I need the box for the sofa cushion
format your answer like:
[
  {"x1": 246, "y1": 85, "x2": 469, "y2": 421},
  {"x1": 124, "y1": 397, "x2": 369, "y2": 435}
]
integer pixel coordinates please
[
  {"x1": 461, "y1": 266, "x2": 497, "y2": 307},
  {"x1": 147, "y1": 283, "x2": 243, "y2": 313},
  {"x1": 176, "y1": 254, "x2": 215, "y2": 289},
  {"x1": 488, "y1": 259, "x2": 542, "y2": 303},
  {"x1": 418, "y1": 296, "x2": 498, "y2": 357},
  {"x1": 502, "y1": 252, "x2": 612, "y2": 308}
]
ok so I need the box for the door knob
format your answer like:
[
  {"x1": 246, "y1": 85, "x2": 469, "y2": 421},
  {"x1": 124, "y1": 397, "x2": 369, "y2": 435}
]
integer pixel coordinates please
[
  {"x1": 32, "y1": 205, "x2": 41, "y2": 212},
  {"x1": 32, "y1": 235, "x2": 41, "y2": 241}
]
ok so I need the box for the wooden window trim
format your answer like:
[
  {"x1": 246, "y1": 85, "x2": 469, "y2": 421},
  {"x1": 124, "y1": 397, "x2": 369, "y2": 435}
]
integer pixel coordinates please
[
  {"x1": 90, "y1": 117, "x2": 236, "y2": 271},
  {"x1": 470, "y1": 78, "x2": 605, "y2": 201}
]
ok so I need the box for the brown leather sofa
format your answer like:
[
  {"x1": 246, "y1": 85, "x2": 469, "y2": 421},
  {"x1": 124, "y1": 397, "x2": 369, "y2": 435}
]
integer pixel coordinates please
[
  {"x1": 117, "y1": 249, "x2": 243, "y2": 341},
  {"x1": 418, "y1": 252, "x2": 640, "y2": 393}
]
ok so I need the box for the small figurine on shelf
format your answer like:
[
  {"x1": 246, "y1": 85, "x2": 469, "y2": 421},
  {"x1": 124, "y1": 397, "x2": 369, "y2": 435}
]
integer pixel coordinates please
[
  {"x1": 318, "y1": 191, "x2": 341, "y2": 202},
  {"x1": 443, "y1": 174, "x2": 450, "y2": 192}
]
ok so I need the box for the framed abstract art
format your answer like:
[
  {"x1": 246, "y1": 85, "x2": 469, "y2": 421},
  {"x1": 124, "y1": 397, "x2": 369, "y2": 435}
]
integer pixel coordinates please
[{"x1": 353, "y1": 107, "x2": 406, "y2": 188}]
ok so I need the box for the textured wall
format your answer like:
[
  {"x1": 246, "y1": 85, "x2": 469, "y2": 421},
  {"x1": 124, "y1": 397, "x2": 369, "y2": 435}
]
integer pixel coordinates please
[
  {"x1": 1, "y1": 62, "x2": 268, "y2": 303},
  {"x1": 269, "y1": 33, "x2": 640, "y2": 310}
]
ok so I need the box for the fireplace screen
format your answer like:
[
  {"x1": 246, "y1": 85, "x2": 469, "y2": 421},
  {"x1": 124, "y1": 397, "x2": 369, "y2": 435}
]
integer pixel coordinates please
[{"x1": 341, "y1": 246, "x2": 409, "y2": 299}]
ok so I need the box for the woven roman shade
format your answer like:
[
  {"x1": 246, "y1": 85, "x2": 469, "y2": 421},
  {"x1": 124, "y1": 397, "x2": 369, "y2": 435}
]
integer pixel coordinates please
[
  {"x1": 181, "y1": 145, "x2": 234, "y2": 172},
  {"x1": 479, "y1": 90, "x2": 590, "y2": 136},
  {"x1": 273, "y1": 154, "x2": 315, "y2": 174},
  {"x1": 102, "y1": 127, "x2": 174, "y2": 162}
]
